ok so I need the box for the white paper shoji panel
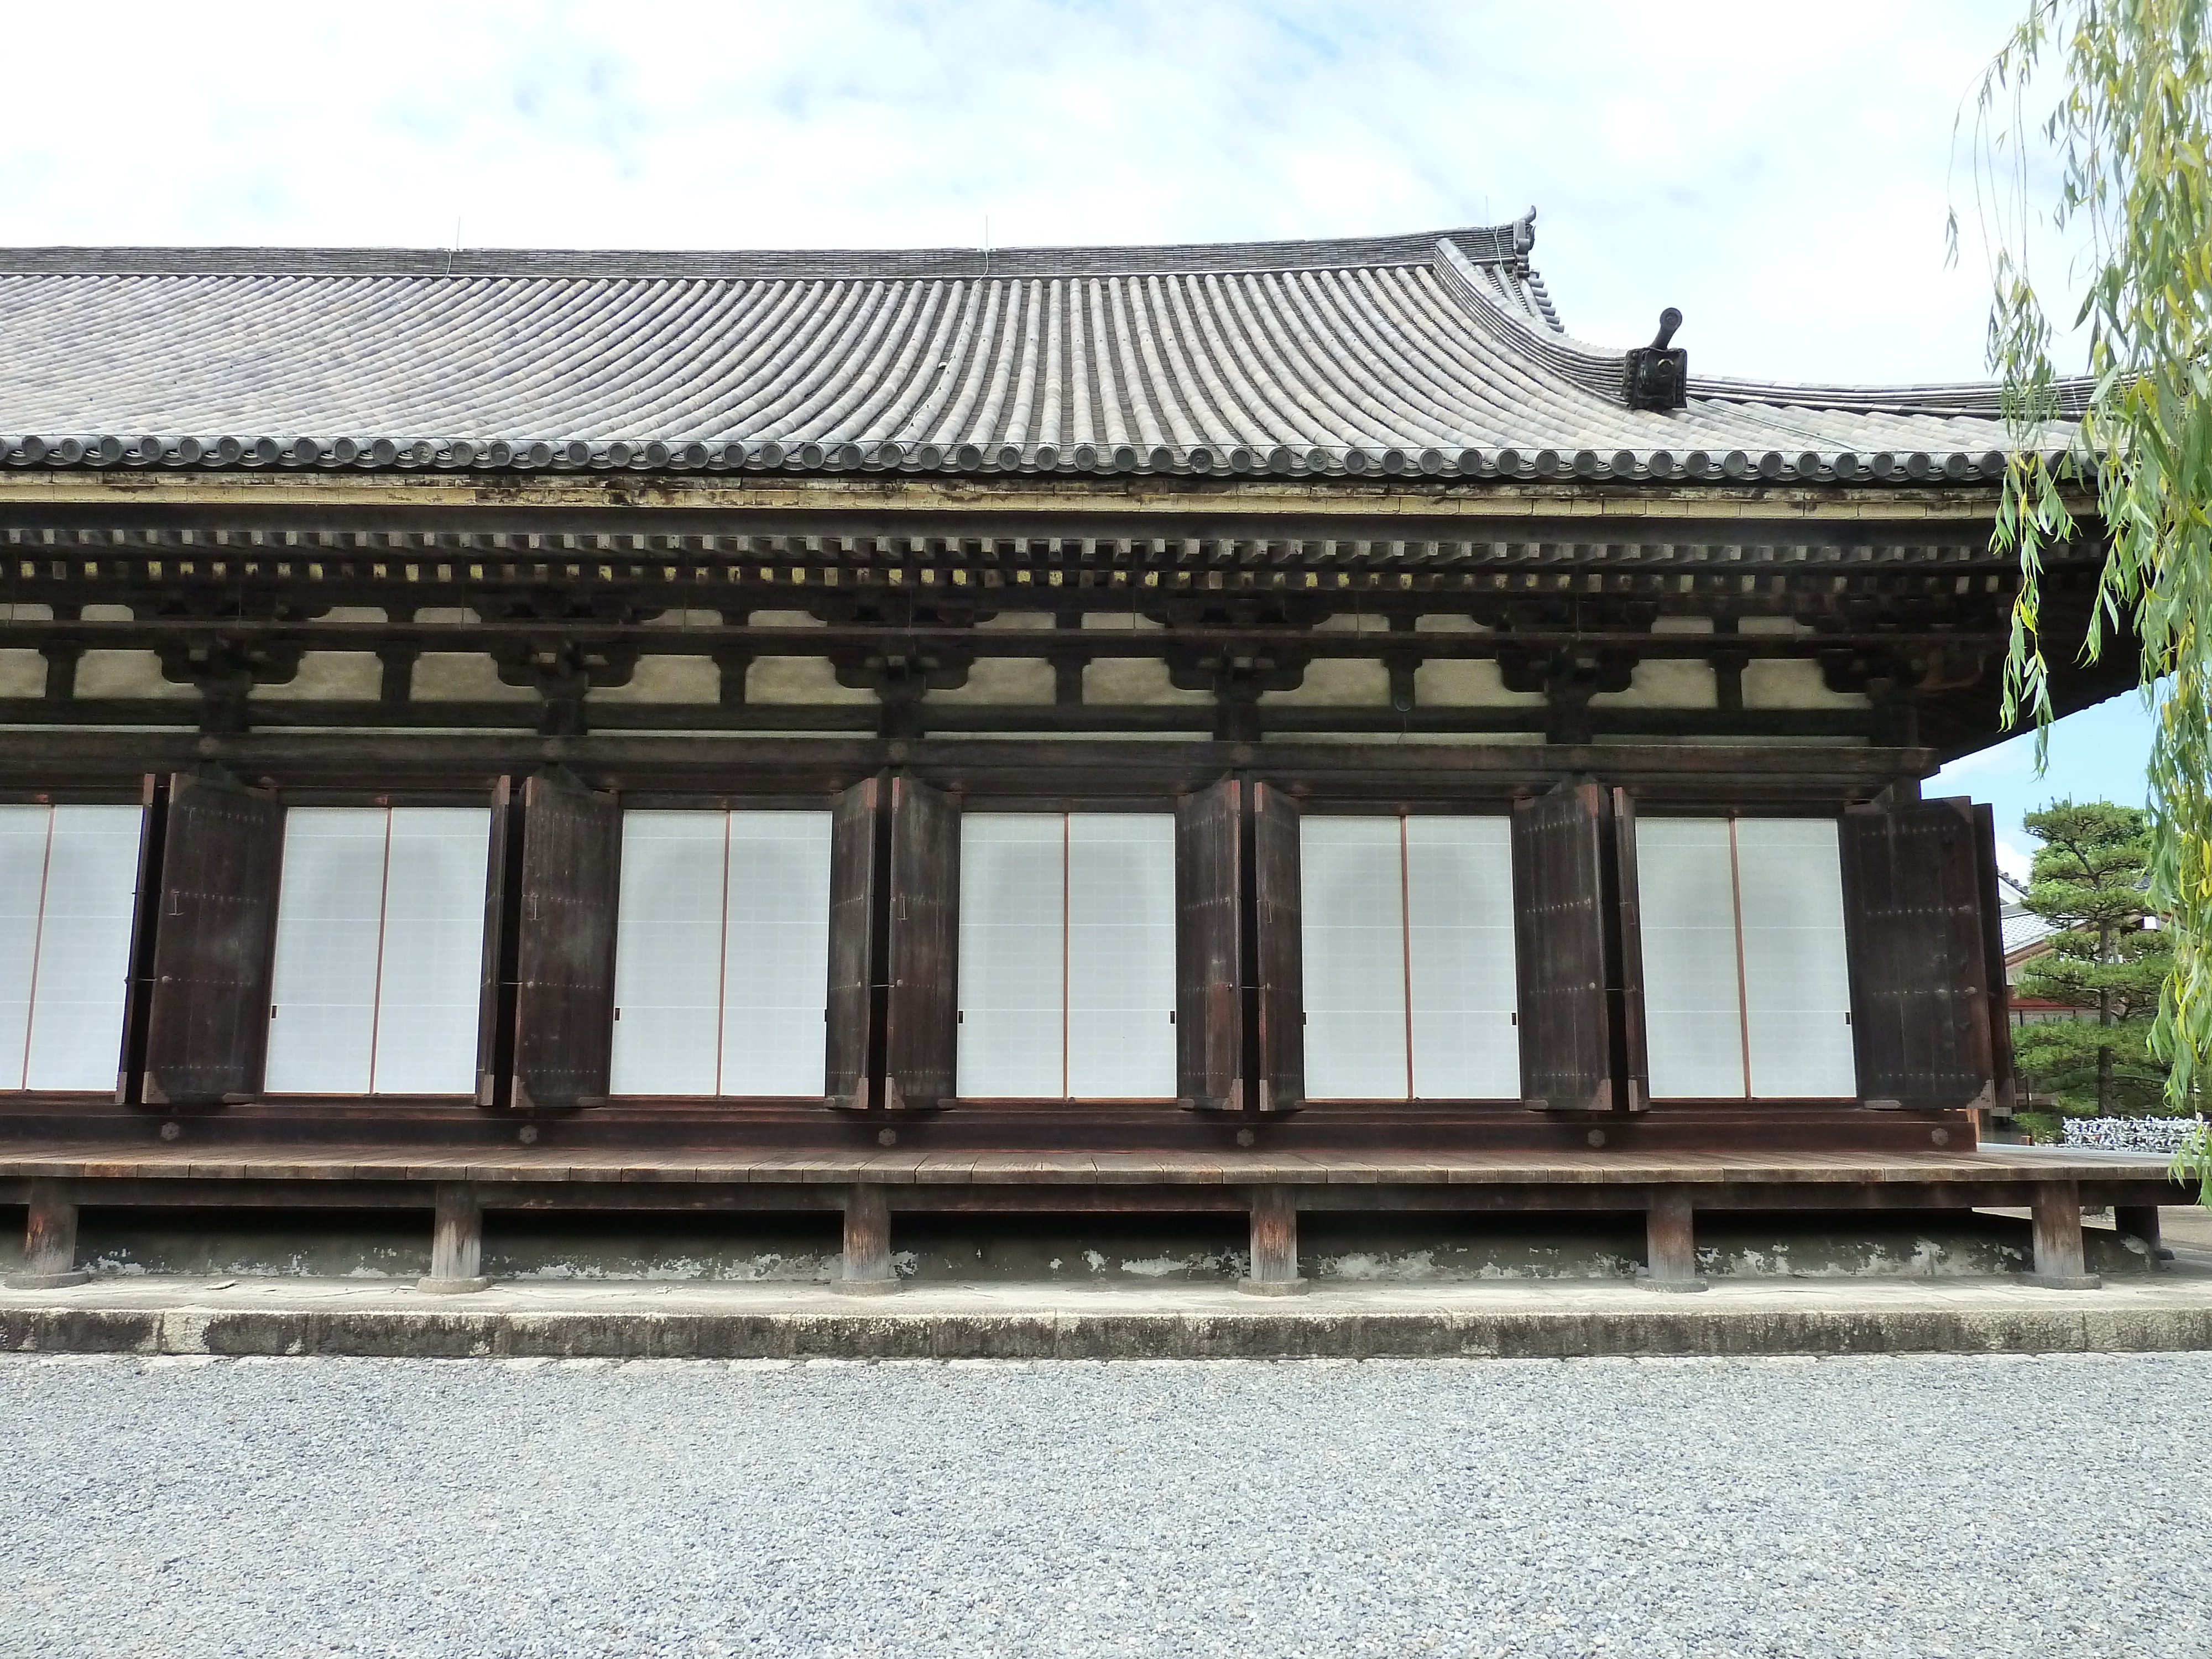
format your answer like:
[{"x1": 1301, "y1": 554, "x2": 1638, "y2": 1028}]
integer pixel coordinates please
[
  {"x1": 1404, "y1": 816, "x2": 1519, "y2": 1100},
  {"x1": 720, "y1": 811, "x2": 832, "y2": 1097},
  {"x1": 371, "y1": 808, "x2": 489, "y2": 1094},
  {"x1": 22, "y1": 806, "x2": 143, "y2": 1092},
  {"x1": 0, "y1": 805, "x2": 143, "y2": 1092},
  {"x1": 611, "y1": 811, "x2": 728, "y2": 1096},
  {"x1": 264, "y1": 808, "x2": 388, "y2": 1094},
  {"x1": 0, "y1": 807, "x2": 52, "y2": 1089},
  {"x1": 1300, "y1": 817, "x2": 1410, "y2": 1100},
  {"x1": 1734, "y1": 818, "x2": 1858, "y2": 1099},
  {"x1": 957, "y1": 814, "x2": 1067, "y2": 1098},
  {"x1": 1065, "y1": 813, "x2": 1176, "y2": 1100},
  {"x1": 1636, "y1": 818, "x2": 1749, "y2": 1099}
]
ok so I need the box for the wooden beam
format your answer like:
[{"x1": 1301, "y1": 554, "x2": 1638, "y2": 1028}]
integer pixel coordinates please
[
  {"x1": 1239, "y1": 1184, "x2": 1307, "y2": 1295},
  {"x1": 0, "y1": 728, "x2": 1937, "y2": 799},
  {"x1": 419, "y1": 1182, "x2": 491, "y2": 1293},
  {"x1": 836, "y1": 1183, "x2": 898, "y2": 1293},
  {"x1": 1642, "y1": 1186, "x2": 1705, "y2": 1291},
  {"x1": 0, "y1": 493, "x2": 2021, "y2": 549},
  {"x1": 4, "y1": 1179, "x2": 88, "y2": 1288},
  {"x1": 0, "y1": 618, "x2": 2015, "y2": 661},
  {"x1": 2028, "y1": 1180, "x2": 2101, "y2": 1288}
]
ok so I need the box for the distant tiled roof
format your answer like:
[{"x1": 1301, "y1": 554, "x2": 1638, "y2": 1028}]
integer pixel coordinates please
[
  {"x1": 0, "y1": 212, "x2": 2081, "y2": 482},
  {"x1": 2002, "y1": 905, "x2": 2057, "y2": 959}
]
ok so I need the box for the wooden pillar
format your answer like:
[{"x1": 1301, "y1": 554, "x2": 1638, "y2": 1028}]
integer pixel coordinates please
[
  {"x1": 6, "y1": 1181, "x2": 89, "y2": 1290},
  {"x1": 2028, "y1": 1180, "x2": 2101, "y2": 1288},
  {"x1": 1239, "y1": 1185, "x2": 1308, "y2": 1296},
  {"x1": 836, "y1": 1184, "x2": 899, "y2": 1295},
  {"x1": 2114, "y1": 1204, "x2": 2169, "y2": 1265},
  {"x1": 1642, "y1": 1186, "x2": 1705, "y2": 1292},
  {"x1": 418, "y1": 1183, "x2": 491, "y2": 1294}
]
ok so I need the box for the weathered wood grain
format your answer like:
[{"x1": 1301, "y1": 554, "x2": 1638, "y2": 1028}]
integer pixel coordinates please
[
  {"x1": 510, "y1": 772, "x2": 623, "y2": 1110},
  {"x1": 1512, "y1": 779, "x2": 1613, "y2": 1113},
  {"x1": 140, "y1": 771, "x2": 284, "y2": 1105}
]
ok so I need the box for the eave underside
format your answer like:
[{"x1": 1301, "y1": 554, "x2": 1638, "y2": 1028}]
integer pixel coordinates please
[{"x1": 0, "y1": 478, "x2": 2130, "y2": 776}]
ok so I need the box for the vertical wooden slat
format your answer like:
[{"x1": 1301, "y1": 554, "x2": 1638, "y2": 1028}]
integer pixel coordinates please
[
  {"x1": 1250, "y1": 780, "x2": 1304, "y2": 1113},
  {"x1": 1510, "y1": 779, "x2": 1612, "y2": 1112},
  {"x1": 3, "y1": 1179, "x2": 88, "y2": 1288},
  {"x1": 1971, "y1": 799, "x2": 2013, "y2": 1129},
  {"x1": 1609, "y1": 786, "x2": 1650, "y2": 1113},
  {"x1": 140, "y1": 770, "x2": 285, "y2": 1106},
  {"x1": 836, "y1": 1184, "x2": 898, "y2": 1292},
  {"x1": 825, "y1": 776, "x2": 880, "y2": 1112},
  {"x1": 1239, "y1": 1185, "x2": 1307, "y2": 1293},
  {"x1": 510, "y1": 771, "x2": 622, "y2": 1111},
  {"x1": 2028, "y1": 1178, "x2": 2098, "y2": 1287},
  {"x1": 473, "y1": 775, "x2": 515, "y2": 1107},
  {"x1": 883, "y1": 775, "x2": 958, "y2": 1110},
  {"x1": 1840, "y1": 796, "x2": 1996, "y2": 1110},
  {"x1": 420, "y1": 1183, "x2": 489, "y2": 1293},
  {"x1": 1644, "y1": 1187, "x2": 1703, "y2": 1290},
  {"x1": 1176, "y1": 777, "x2": 1243, "y2": 1110},
  {"x1": 113, "y1": 773, "x2": 166, "y2": 1105}
]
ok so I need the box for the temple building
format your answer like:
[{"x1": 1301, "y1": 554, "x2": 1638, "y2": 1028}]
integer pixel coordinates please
[{"x1": 0, "y1": 214, "x2": 2182, "y2": 1295}]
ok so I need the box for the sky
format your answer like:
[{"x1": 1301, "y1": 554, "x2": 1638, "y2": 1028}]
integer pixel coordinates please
[{"x1": 0, "y1": 0, "x2": 2145, "y2": 864}]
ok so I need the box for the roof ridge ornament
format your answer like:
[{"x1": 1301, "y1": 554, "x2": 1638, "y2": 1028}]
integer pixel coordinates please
[{"x1": 1623, "y1": 307, "x2": 1687, "y2": 411}]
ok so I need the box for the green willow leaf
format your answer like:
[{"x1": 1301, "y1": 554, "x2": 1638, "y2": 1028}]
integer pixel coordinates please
[{"x1": 1967, "y1": 1, "x2": 2212, "y2": 1199}]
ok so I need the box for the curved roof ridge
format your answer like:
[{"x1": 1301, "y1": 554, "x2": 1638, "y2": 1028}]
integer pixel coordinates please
[
  {"x1": 0, "y1": 220, "x2": 1536, "y2": 283},
  {"x1": 1426, "y1": 234, "x2": 2088, "y2": 423},
  {"x1": 1689, "y1": 371, "x2": 2094, "y2": 421},
  {"x1": 0, "y1": 206, "x2": 2078, "y2": 484},
  {"x1": 1427, "y1": 236, "x2": 1623, "y2": 403}
]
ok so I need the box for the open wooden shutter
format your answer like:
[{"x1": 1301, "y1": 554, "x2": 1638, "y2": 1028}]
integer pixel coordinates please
[
  {"x1": 882, "y1": 775, "x2": 958, "y2": 1110},
  {"x1": 141, "y1": 770, "x2": 285, "y2": 1105},
  {"x1": 1609, "y1": 787, "x2": 1651, "y2": 1113},
  {"x1": 825, "y1": 776, "x2": 880, "y2": 1111},
  {"x1": 1973, "y1": 800, "x2": 2016, "y2": 1114},
  {"x1": 115, "y1": 773, "x2": 166, "y2": 1104},
  {"x1": 1511, "y1": 779, "x2": 1613, "y2": 1112},
  {"x1": 1840, "y1": 795, "x2": 1999, "y2": 1110},
  {"x1": 1176, "y1": 778, "x2": 1243, "y2": 1109},
  {"x1": 1250, "y1": 780, "x2": 1304, "y2": 1113},
  {"x1": 473, "y1": 775, "x2": 518, "y2": 1107},
  {"x1": 510, "y1": 771, "x2": 622, "y2": 1111}
]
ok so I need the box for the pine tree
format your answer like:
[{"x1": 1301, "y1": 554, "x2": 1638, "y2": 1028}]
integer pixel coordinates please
[{"x1": 2011, "y1": 801, "x2": 2173, "y2": 1119}]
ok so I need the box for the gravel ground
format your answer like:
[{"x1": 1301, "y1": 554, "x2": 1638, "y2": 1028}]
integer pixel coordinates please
[{"x1": 4, "y1": 1353, "x2": 2206, "y2": 1659}]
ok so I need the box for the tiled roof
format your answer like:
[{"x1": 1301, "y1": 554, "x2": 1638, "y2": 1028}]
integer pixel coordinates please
[
  {"x1": 2002, "y1": 905, "x2": 2056, "y2": 959},
  {"x1": 0, "y1": 212, "x2": 2079, "y2": 482}
]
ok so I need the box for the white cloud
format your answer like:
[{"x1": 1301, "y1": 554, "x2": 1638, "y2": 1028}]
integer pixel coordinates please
[
  {"x1": 1995, "y1": 839, "x2": 2034, "y2": 890},
  {"x1": 0, "y1": 0, "x2": 2054, "y2": 382}
]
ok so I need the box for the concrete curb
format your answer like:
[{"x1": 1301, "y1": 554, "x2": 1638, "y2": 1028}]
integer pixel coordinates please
[{"x1": 7, "y1": 1301, "x2": 2212, "y2": 1360}]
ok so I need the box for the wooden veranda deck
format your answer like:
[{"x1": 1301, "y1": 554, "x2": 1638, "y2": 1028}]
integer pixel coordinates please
[{"x1": 2, "y1": 1142, "x2": 2194, "y2": 1295}]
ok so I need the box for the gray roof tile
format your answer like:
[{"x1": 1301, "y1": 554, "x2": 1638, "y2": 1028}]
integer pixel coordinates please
[{"x1": 0, "y1": 212, "x2": 2080, "y2": 482}]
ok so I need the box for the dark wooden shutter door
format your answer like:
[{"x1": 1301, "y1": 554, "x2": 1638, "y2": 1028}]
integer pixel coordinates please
[
  {"x1": 1840, "y1": 796, "x2": 1999, "y2": 1110},
  {"x1": 1176, "y1": 778, "x2": 1243, "y2": 1109},
  {"x1": 114, "y1": 773, "x2": 166, "y2": 1104},
  {"x1": 1610, "y1": 787, "x2": 1651, "y2": 1113},
  {"x1": 510, "y1": 771, "x2": 622, "y2": 1111},
  {"x1": 1973, "y1": 800, "x2": 2016, "y2": 1114},
  {"x1": 1250, "y1": 781, "x2": 1304, "y2": 1113},
  {"x1": 883, "y1": 775, "x2": 958, "y2": 1110},
  {"x1": 1511, "y1": 780, "x2": 1613, "y2": 1112},
  {"x1": 474, "y1": 775, "x2": 517, "y2": 1107},
  {"x1": 141, "y1": 771, "x2": 285, "y2": 1105},
  {"x1": 825, "y1": 776, "x2": 880, "y2": 1111}
]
